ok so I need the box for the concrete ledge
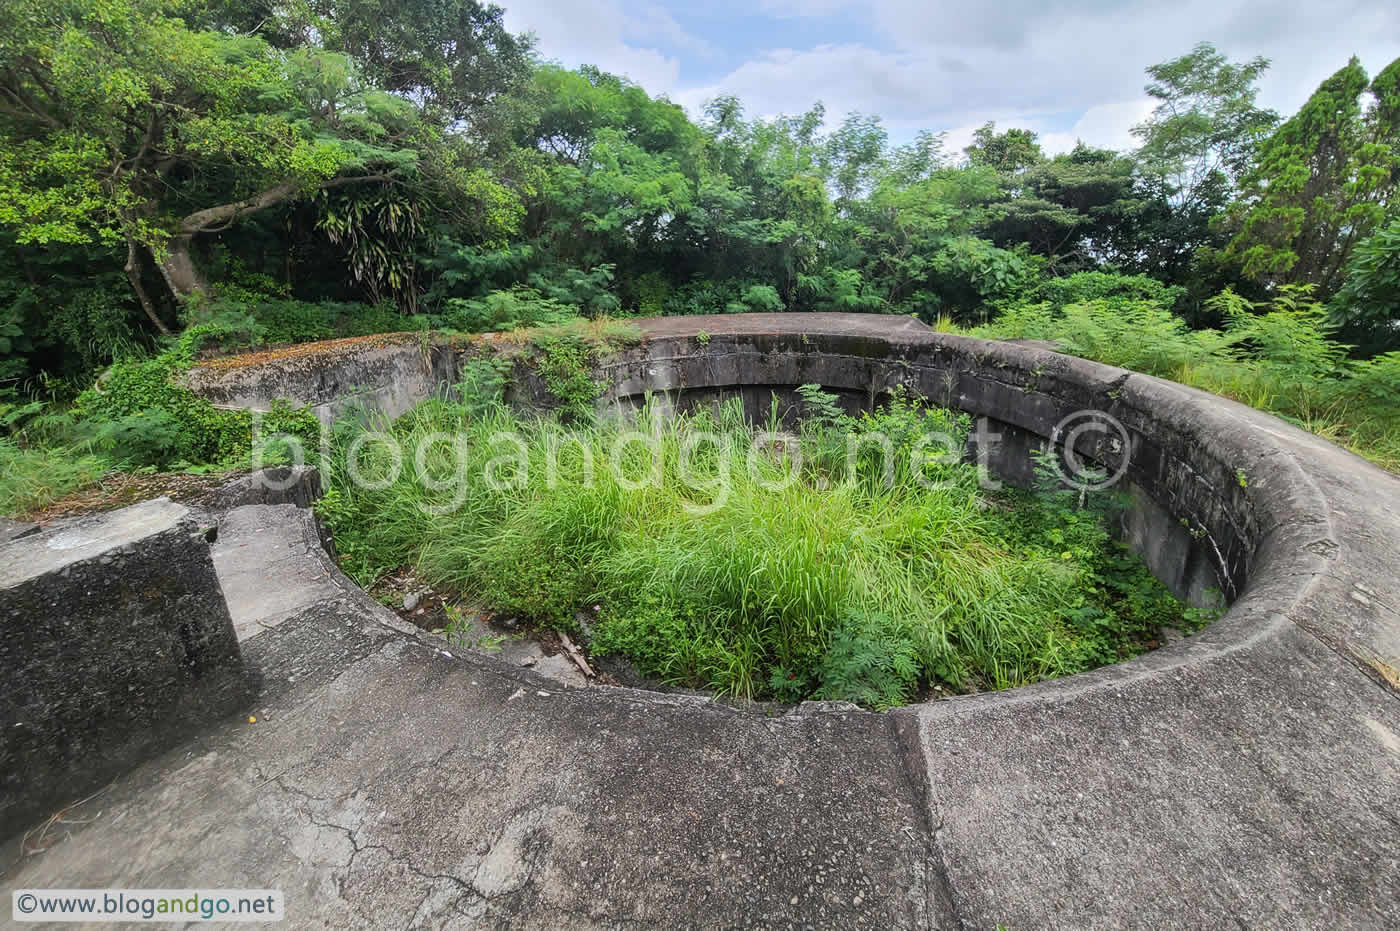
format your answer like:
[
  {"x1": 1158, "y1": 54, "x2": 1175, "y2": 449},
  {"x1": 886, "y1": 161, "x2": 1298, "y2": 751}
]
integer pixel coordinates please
[
  {"x1": 185, "y1": 334, "x2": 454, "y2": 423},
  {"x1": 0, "y1": 498, "x2": 250, "y2": 838},
  {"x1": 174, "y1": 313, "x2": 1400, "y2": 925}
]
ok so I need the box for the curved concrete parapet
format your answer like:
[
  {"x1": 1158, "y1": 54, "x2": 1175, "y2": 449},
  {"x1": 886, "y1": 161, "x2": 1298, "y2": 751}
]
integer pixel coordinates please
[
  {"x1": 608, "y1": 313, "x2": 1400, "y2": 927},
  {"x1": 164, "y1": 312, "x2": 1400, "y2": 925},
  {"x1": 0, "y1": 499, "x2": 249, "y2": 837},
  {"x1": 603, "y1": 313, "x2": 1398, "y2": 671},
  {"x1": 185, "y1": 333, "x2": 455, "y2": 423}
]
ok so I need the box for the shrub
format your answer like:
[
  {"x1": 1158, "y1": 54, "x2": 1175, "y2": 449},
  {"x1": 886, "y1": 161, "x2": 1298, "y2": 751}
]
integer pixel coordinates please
[
  {"x1": 76, "y1": 329, "x2": 321, "y2": 467},
  {"x1": 441, "y1": 288, "x2": 576, "y2": 333},
  {"x1": 93, "y1": 409, "x2": 184, "y2": 470},
  {"x1": 977, "y1": 286, "x2": 1400, "y2": 472},
  {"x1": 1330, "y1": 219, "x2": 1400, "y2": 355},
  {"x1": 0, "y1": 437, "x2": 107, "y2": 517}
]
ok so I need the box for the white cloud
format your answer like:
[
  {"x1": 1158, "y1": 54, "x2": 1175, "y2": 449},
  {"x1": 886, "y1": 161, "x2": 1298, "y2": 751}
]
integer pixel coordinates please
[
  {"x1": 1038, "y1": 99, "x2": 1157, "y2": 155},
  {"x1": 503, "y1": 0, "x2": 1400, "y2": 153},
  {"x1": 673, "y1": 45, "x2": 923, "y2": 123},
  {"x1": 626, "y1": 5, "x2": 717, "y2": 59},
  {"x1": 502, "y1": 0, "x2": 685, "y2": 90}
]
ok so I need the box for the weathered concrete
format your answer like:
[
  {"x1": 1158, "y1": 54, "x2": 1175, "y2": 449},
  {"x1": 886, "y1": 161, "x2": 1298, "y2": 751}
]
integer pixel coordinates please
[
  {"x1": 185, "y1": 334, "x2": 454, "y2": 424},
  {"x1": 212, "y1": 503, "x2": 347, "y2": 641},
  {"x1": 5, "y1": 501, "x2": 941, "y2": 930},
  {"x1": 34, "y1": 313, "x2": 1400, "y2": 927},
  {"x1": 0, "y1": 499, "x2": 249, "y2": 838},
  {"x1": 211, "y1": 464, "x2": 323, "y2": 511},
  {"x1": 606, "y1": 313, "x2": 1400, "y2": 928},
  {"x1": 0, "y1": 516, "x2": 37, "y2": 544}
]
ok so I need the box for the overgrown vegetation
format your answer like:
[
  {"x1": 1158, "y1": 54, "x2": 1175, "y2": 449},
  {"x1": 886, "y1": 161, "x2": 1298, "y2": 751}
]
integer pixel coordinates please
[
  {"x1": 0, "y1": 1, "x2": 1393, "y2": 712},
  {"x1": 974, "y1": 280, "x2": 1400, "y2": 470},
  {"x1": 0, "y1": 2, "x2": 1395, "y2": 499},
  {"x1": 317, "y1": 385, "x2": 1201, "y2": 708},
  {"x1": 0, "y1": 325, "x2": 321, "y2": 516}
]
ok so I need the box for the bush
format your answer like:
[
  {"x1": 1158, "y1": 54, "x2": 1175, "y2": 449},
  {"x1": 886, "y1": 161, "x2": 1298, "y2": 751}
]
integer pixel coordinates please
[
  {"x1": 1330, "y1": 219, "x2": 1400, "y2": 355},
  {"x1": 76, "y1": 330, "x2": 321, "y2": 467},
  {"x1": 441, "y1": 287, "x2": 576, "y2": 333},
  {"x1": 182, "y1": 295, "x2": 427, "y2": 352},
  {"x1": 93, "y1": 409, "x2": 184, "y2": 470},
  {"x1": 978, "y1": 286, "x2": 1400, "y2": 472},
  {"x1": 1033, "y1": 271, "x2": 1186, "y2": 310},
  {"x1": 0, "y1": 437, "x2": 107, "y2": 517}
]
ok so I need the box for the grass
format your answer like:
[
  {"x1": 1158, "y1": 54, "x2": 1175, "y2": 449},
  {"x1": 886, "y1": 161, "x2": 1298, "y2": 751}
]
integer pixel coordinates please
[
  {"x1": 0, "y1": 439, "x2": 108, "y2": 518},
  {"x1": 972, "y1": 288, "x2": 1400, "y2": 472},
  {"x1": 318, "y1": 386, "x2": 1199, "y2": 708}
]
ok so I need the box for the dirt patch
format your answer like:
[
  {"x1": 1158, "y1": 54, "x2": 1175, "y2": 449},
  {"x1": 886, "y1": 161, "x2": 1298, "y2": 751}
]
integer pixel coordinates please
[
  {"x1": 26, "y1": 470, "x2": 248, "y2": 524},
  {"x1": 192, "y1": 332, "x2": 421, "y2": 372}
]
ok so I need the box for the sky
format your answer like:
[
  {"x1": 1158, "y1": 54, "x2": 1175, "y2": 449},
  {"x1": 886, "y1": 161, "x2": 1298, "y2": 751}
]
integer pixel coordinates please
[{"x1": 499, "y1": 0, "x2": 1400, "y2": 155}]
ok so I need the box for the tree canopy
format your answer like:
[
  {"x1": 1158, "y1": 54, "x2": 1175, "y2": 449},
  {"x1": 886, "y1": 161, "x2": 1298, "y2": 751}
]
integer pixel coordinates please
[{"x1": 0, "y1": 3, "x2": 1397, "y2": 381}]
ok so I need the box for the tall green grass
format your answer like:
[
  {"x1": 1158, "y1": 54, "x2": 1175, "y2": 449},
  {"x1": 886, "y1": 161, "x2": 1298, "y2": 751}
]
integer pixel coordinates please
[
  {"x1": 975, "y1": 287, "x2": 1400, "y2": 472},
  {"x1": 319, "y1": 387, "x2": 1191, "y2": 708}
]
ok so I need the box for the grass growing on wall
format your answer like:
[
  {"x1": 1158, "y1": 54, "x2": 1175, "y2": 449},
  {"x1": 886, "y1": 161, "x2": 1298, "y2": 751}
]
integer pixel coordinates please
[
  {"x1": 974, "y1": 286, "x2": 1400, "y2": 472},
  {"x1": 318, "y1": 386, "x2": 1198, "y2": 708}
]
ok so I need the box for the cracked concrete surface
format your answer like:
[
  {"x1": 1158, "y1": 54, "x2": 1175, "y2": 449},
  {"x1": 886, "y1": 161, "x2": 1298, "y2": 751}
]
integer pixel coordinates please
[
  {"x1": 6, "y1": 315, "x2": 1400, "y2": 928},
  {"x1": 5, "y1": 593, "x2": 939, "y2": 929},
  {"x1": 214, "y1": 503, "x2": 346, "y2": 641}
]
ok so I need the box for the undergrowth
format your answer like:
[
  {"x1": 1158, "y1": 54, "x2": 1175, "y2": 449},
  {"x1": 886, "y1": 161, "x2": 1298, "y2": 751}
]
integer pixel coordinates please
[
  {"x1": 318, "y1": 386, "x2": 1199, "y2": 708},
  {"x1": 0, "y1": 325, "x2": 321, "y2": 517},
  {"x1": 975, "y1": 286, "x2": 1400, "y2": 472}
]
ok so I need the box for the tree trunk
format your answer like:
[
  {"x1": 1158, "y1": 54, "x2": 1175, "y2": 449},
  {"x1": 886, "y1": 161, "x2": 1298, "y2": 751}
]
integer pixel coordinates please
[
  {"x1": 124, "y1": 238, "x2": 172, "y2": 336},
  {"x1": 155, "y1": 232, "x2": 210, "y2": 303},
  {"x1": 159, "y1": 175, "x2": 394, "y2": 302}
]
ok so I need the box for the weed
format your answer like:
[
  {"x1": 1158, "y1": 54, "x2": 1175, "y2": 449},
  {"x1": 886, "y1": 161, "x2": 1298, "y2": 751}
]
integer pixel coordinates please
[{"x1": 321, "y1": 386, "x2": 1193, "y2": 707}]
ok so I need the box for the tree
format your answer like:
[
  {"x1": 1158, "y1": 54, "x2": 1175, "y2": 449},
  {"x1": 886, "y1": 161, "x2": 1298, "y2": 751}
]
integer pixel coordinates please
[
  {"x1": 823, "y1": 113, "x2": 889, "y2": 205},
  {"x1": 0, "y1": 0, "x2": 522, "y2": 322},
  {"x1": 964, "y1": 123, "x2": 1043, "y2": 174},
  {"x1": 307, "y1": 0, "x2": 532, "y2": 124},
  {"x1": 1329, "y1": 218, "x2": 1400, "y2": 354},
  {"x1": 983, "y1": 144, "x2": 1139, "y2": 266},
  {"x1": 1223, "y1": 56, "x2": 1400, "y2": 292},
  {"x1": 1132, "y1": 42, "x2": 1278, "y2": 210}
]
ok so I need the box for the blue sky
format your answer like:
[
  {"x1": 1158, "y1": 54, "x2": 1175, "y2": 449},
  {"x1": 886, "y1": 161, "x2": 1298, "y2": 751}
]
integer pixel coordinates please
[{"x1": 501, "y1": 0, "x2": 1400, "y2": 154}]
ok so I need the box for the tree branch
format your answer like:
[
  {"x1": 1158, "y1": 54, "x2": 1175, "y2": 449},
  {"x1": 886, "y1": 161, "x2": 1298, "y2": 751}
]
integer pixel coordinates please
[
  {"x1": 124, "y1": 237, "x2": 171, "y2": 336},
  {"x1": 177, "y1": 173, "x2": 397, "y2": 236}
]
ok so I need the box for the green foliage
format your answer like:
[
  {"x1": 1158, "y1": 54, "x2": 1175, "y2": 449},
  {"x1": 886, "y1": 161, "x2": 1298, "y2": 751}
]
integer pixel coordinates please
[
  {"x1": 734, "y1": 284, "x2": 784, "y2": 313},
  {"x1": 442, "y1": 288, "x2": 576, "y2": 332},
  {"x1": 93, "y1": 409, "x2": 184, "y2": 470},
  {"x1": 321, "y1": 390, "x2": 1193, "y2": 707},
  {"x1": 979, "y1": 285, "x2": 1400, "y2": 471},
  {"x1": 0, "y1": 437, "x2": 108, "y2": 517},
  {"x1": 1330, "y1": 218, "x2": 1400, "y2": 353},
  {"x1": 809, "y1": 613, "x2": 921, "y2": 709},
  {"x1": 1033, "y1": 271, "x2": 1186, "y2": 310},
  {"x1": 455, "y1": 357, "x2": 513, "y2": 417},
  {"x1": 74, "y1": 329, "x2": 320, "y2": 468},
  {"x1": 964, "y1": 123, "x2": 1044, "y2": 173},
  {"x1": 1132, "y1": 42, "x2": 1278, "y2": 207},
  {"x1": 1223, "y1": 55, "x2": 1400, "y2": 291},
  {"x1": 532, "y1": 331, "x2": 602, "y2": 421}
]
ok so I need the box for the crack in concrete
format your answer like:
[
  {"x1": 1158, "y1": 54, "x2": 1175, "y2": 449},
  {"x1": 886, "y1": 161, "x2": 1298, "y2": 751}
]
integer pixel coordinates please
[{"x1": 271, "y1": 773, "x2": 543, "y2": 922}]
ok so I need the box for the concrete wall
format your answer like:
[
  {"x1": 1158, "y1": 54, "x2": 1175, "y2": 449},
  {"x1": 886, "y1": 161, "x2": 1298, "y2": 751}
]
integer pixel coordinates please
[
  {"x1": 600, "y1": 314, "x2": 1250, "y2": 606},
  {"x1": 186, "y1": 311, "x2": 1348, "y2": 619},
  {"x1": 0, "y1": 499, "x2": 249, "y2": 837},
  {"x1": 185, "y1": 335, "x2": 455, "y2": 424}
]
